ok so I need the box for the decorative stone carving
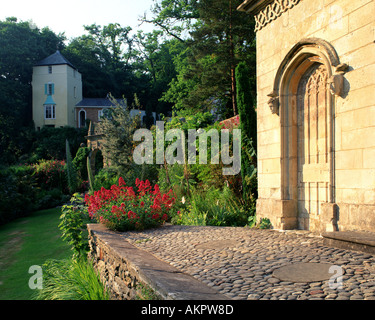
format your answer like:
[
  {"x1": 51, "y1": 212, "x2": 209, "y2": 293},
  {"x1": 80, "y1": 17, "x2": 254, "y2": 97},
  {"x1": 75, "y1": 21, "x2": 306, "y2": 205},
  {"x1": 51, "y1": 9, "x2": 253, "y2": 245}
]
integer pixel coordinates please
[
  {"x1": 267, "y1": 91, "x2": 279, "y2": 115},
  {"x1": 254, "y1": 0, "x2": 301, "y2": 32},
  {"x1": 267, "y1": 39, "x2": 347, "y2": 115},
  {"x1": 329, "y1": 63, "x2": 349, "y2": 97}
]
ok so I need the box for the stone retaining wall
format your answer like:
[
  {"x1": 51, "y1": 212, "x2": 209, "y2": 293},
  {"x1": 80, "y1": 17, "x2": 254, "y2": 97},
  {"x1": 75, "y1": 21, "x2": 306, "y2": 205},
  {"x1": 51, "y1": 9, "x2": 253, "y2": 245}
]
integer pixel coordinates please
[
  {"x1": 87, "y1": 223, "x2": 228, "y2": 300},
  {"x1": 88, "y1": 225, "x2": 162, "y2": 300}
]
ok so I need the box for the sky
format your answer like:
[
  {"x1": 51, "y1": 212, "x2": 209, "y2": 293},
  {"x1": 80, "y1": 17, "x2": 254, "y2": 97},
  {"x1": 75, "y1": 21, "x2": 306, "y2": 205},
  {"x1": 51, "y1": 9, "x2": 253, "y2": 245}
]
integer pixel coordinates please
[{"x1": 0, "y1": 0, "x2": 156, "y2": 39}]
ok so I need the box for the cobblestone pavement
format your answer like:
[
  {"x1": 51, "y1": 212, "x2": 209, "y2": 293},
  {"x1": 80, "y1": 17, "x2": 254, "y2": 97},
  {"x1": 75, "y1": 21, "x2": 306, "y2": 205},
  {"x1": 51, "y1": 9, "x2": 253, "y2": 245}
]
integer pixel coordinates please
[{"x1": 119, "y1": 225, "x2": 375, "y2": 300}]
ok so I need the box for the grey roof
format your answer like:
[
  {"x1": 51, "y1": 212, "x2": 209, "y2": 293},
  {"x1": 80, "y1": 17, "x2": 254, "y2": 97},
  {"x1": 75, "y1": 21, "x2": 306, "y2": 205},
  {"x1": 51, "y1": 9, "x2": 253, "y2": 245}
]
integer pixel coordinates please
[
  {"x1": 34, "y1": 50, "x2": 76, "y2": 69},
  {"x1": 75, "y1": 97, "x2": 126, "y2": 107}
]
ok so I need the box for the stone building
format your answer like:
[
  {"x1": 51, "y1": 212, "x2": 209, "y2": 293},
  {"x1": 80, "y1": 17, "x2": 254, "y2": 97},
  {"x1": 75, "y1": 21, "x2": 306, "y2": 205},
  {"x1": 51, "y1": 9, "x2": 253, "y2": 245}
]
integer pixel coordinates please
[
  {"x1": 238, "y1": 0, "x2": 375, "y2": 233},
  {"x1": 33, "y1": 51, "x2": 156, "y2": 130},
  {"x1": 32, "y1": 50, "x2": 83, "y2": 129},
  {"x1": 76, "y1": 98, "x2": 157, "y2": 129}
]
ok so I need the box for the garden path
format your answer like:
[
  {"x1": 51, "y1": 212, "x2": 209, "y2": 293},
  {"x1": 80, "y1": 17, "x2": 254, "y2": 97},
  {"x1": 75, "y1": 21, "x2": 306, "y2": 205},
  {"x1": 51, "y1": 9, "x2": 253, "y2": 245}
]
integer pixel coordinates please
[{"x1": 118, "y1": 225, "x2": 375, "y2": 300}]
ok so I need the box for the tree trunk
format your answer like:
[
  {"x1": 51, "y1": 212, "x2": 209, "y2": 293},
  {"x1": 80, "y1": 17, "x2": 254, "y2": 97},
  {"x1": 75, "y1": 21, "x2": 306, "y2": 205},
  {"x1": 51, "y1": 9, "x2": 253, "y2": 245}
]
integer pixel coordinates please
[{"x1": 229, "y1": 0, "x2": 237, "y2": 116}]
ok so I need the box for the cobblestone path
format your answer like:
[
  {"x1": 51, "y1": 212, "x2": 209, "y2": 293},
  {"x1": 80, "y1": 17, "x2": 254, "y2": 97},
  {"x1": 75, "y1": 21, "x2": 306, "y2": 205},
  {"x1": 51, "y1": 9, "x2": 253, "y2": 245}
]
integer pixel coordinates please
[{"x1": 119, "y1": 225, "x2": 375, "y2": 300}]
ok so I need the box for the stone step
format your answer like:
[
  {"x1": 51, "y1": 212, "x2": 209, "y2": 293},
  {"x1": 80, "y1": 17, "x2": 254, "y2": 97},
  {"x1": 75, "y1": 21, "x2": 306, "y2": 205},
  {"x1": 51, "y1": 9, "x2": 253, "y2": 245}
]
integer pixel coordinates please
[{"x1": 322, "y1": 231, "x2": 375, "y2": 255}]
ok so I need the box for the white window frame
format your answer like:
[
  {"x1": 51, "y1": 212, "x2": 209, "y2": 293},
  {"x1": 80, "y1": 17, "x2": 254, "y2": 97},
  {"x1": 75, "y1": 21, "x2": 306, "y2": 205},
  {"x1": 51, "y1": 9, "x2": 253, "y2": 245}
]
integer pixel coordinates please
[
  {"x1": 44, "y1": 105, "x2": 56, "y2": 120},
  {"x1": 78, "y1": 109, "x2": 86, "y2": 128},
  {"x1": 48, "y1": 66, "x2": 52, "y2": 74}
]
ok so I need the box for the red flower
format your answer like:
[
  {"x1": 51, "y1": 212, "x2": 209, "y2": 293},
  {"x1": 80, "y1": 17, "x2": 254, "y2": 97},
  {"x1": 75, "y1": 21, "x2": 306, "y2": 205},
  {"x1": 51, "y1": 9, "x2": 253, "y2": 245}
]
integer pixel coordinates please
[
  {"x1": 85, "y1": 178, "x2": 176, "y2": 231},
  {"x1": 118, "y1": 177, "x2": 126, "y2": 186}
]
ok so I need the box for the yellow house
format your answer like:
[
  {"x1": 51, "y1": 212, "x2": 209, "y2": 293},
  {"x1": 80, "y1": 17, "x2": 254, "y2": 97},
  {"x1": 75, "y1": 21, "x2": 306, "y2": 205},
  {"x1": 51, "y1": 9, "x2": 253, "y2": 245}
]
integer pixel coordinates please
[{"x1": 32, "y1": 50, "x2": 83, "y2": 129}]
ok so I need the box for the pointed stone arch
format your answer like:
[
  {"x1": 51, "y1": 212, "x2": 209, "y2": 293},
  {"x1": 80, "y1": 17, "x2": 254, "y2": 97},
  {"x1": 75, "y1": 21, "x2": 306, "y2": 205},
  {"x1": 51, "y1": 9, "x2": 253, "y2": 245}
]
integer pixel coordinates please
[
  {"x1": 267, "y1": 38, "x2": 348, "y2": 116},
  {"x1": 271, "y1": 38, "x2": 348, "y2": 232}
]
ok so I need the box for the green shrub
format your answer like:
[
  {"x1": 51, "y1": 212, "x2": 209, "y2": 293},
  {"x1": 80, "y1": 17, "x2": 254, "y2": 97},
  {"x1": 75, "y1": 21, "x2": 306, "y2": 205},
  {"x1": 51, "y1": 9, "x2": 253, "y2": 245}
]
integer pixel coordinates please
[
  {"x1": 73, "y1": 146, "x2": 90, "y2": 180},
  {"x1": 35, "y1": 188, "x2": 70, "y2": 210},
  {"x1": 29, "y1": 126, "x2": 87, "y2": 162},
  {"x1": 34, "y1": 257, "x2": 110, "y2": 300},
  {"x1": 258, "y1": 218, "x2": 272, "y2": 229},
  {"x1": 59, "y1": 193, "x2": 90, "y2": 258},
  {"x1": 172, "y1": 207, "x2": 207, "y2": 226},
  {"x1": 93, "y1": 167, "x2": 120, "y2": 190},
  {"x1": 172, "y1": 186, "x2": 251, "y2": 227},
  {"x1": 0, "y1": 165, "x2": 37, "y2": 225},
  {"x1": 87, "y1": 156, "x2": 94, "y2": 192},
  {"x1": 66, "y1": 140, "x2": 79, "y2": 194},
  {"x1": 31, "y1": 159, "x2": 67, "y2": 192}
]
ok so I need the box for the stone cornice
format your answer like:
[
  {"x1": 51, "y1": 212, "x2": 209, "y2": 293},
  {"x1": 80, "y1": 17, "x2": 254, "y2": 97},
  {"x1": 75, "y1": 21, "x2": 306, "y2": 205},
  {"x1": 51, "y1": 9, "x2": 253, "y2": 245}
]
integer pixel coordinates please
[
  {"x1": 237, "y1": 0, "x2": 274, "y2": 14},
  {"x1": 238, "y1": 0, "x2": 301, "y2": 32}
]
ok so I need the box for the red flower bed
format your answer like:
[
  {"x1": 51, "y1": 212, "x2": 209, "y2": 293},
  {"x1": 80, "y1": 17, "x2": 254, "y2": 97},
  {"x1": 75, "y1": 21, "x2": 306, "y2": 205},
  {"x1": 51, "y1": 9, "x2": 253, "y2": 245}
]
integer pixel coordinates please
[{"x1": 85, "y1": 178, "x2": 177, "y2": 231}]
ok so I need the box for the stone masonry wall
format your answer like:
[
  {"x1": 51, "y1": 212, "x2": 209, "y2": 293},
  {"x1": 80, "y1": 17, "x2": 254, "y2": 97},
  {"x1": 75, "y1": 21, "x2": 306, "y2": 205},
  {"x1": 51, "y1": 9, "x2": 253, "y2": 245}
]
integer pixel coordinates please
[
  {"x1": 76, "y1": 108, "x2": 101, "y2": 128},
  {"x1": 87, "y1": 223, "x2": 227, "y2": 300},
  {"x1": 253, "y1": 0, "x2": 375, "y2": 232},
  {"x1": 88, "y1": 226, "x2": 161, "y2": 300}
]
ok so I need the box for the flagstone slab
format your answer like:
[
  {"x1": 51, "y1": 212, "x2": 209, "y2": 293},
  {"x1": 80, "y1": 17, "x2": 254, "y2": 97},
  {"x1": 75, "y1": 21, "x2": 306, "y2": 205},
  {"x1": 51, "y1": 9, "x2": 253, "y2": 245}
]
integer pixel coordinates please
[
  {"x1": 323, "y1": 231, "x2": 375, "y2": 254},
  {"x1": 272, "y1": 263, "x2": 337, "y2": 283}
]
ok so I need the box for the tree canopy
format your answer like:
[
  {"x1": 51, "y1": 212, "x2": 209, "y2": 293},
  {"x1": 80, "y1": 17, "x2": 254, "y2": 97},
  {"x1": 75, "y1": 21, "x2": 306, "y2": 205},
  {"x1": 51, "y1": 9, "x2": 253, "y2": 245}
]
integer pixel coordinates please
[{"x1": 0, "y1": 1, "x2": 257, "y2": 164}]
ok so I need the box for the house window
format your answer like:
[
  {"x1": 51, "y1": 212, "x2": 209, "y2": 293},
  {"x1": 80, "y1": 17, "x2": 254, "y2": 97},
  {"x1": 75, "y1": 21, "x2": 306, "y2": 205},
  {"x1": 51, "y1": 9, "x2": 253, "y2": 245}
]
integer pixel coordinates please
[
  {"x1": 98, "y1": 109, "x2": 105, "y2": 120},
  {"x1": 48, "y1": 66, "x2": 52, "y2": 74},
  {"x1": 45, "y1": 83, "x2": 54, "y2": 95},
  {"x1": 44, "y1": 105, "x2": 56, "y2": 119}
]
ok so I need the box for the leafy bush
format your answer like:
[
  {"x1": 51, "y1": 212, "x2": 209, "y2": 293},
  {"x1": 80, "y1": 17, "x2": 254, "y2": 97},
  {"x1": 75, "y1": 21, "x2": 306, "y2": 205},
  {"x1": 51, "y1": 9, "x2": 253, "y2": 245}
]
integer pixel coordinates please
[
  {"x1": 172, "y1": 186, "x2": 250, "y2": 227},
  {"x1": 59, "y1": 193, "x2": 90, "y2": 258},
  {"x1": 258, "y1": 218, "x2": 272, "y2": 229},
  {"x1": 156, "y1": 113, "x2": 242, "y2": 197},
  {"x1": 85, "y1": 178, "x2": 177, "y2": 231},
  {"x1": 36, "y1": 188, "x2": 70, "y2": 210},
  {"x1": 31, "y1": 159, "x2": 67, "y2": 192},
  {"x1": 93, "y1": 167, "x2": 120, "y2": 190},
  {"x1": 0, "y1": 165, "x2": 37, "y2": 225},
  {"x1": 29, "y1": 126, "x2": 87, "y2": 162},
  {"x1": 0, "y1": 162, "x2": 74, "y2": 226},
  {"x1": 97, "y1": 95, "x2": 141, "y2": 178},
  {"x1": 73, "y1": 146, "x2": 90, "y2": 180},
  {"x1": 34, "y1": 257, "x2": 110, "y2": 300},
  {"x1": 66, "y1": 140, "x2": 79, "y2": 194},
  {"x1": 172, "y1": 207, "x2": 207, "y2": 226}
]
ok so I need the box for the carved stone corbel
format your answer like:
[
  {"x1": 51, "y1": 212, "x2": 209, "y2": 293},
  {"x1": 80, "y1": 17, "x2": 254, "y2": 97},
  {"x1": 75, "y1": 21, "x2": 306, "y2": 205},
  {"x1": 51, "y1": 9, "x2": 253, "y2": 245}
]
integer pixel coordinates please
[
  {"x1": 267, "y1": 91, "x2": 280, "y2": 115},
  {"x1": 329, "y1": 63, "x2": 349, "y2": 97}
]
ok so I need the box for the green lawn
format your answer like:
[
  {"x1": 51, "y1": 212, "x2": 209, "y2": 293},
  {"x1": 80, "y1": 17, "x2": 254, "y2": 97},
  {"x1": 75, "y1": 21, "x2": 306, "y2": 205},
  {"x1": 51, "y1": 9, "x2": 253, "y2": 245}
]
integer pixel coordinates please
[{"x1": 0, "y1": 207, "x2": 72, "y2": 300}]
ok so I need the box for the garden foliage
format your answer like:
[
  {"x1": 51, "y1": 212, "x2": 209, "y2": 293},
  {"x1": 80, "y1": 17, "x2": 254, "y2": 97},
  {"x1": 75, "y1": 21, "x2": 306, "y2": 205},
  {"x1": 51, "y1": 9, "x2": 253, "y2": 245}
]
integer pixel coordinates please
[
  {"x1": 153, "y1": 109, "x2": 256, "y2": 227},
  {"x1": 97, "y1": 95, "x2": 141, "y2": 178},
  {"x1": 34, "y1": 256, "x2": 110, "y2": 300},
  {"x1": 85, "y1": 177, "x2": 177, "y2": 231},
  {"x1": 236, "y1": 61, "x2": 258, "y2": 205},
  {"x1": 59, "y1": 193, "x2": 90, "y2": 258},
  {"x1": 0, "y1": 161, "x2": 71, "y2": 225}
]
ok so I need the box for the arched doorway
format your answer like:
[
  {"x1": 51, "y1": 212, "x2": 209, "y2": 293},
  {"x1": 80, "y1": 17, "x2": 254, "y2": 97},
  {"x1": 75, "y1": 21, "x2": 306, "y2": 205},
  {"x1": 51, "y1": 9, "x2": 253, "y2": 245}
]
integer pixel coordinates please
[
  {"x1": 296, "y1": 62, "x2": 331, "y2": 230},
  {"x1": 79, "y1": 110, "x2": 86, "y2": 128},
  {"x1": 271, "y1": 38, "x2": 347, "y2": 232}
]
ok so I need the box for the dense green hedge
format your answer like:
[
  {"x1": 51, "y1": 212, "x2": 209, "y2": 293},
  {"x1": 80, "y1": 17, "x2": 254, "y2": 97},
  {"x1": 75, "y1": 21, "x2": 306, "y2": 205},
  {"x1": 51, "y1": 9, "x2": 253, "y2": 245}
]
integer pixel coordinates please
[{"x1": 0, "y1": 162, "x2": 70, "y2": 226}]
